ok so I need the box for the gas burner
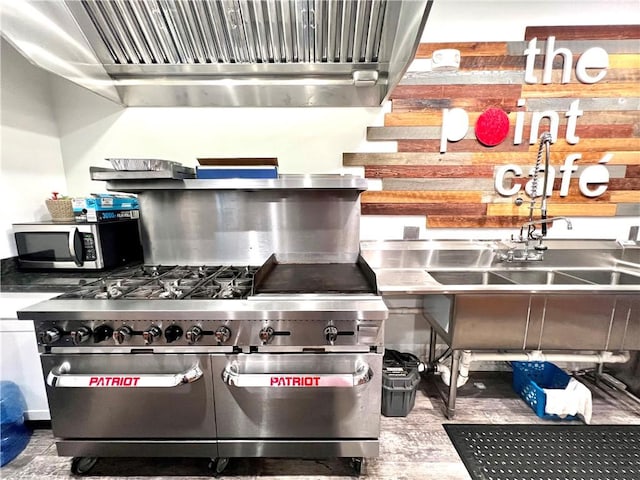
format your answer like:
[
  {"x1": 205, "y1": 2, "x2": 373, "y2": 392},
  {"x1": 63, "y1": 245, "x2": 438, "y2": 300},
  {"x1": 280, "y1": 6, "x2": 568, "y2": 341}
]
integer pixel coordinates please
[
  {"x1": 197, "y1": 266, "x2": 224, "y2": 278},
  {"x1": 158, "y1": 279, "x2": 188, "y2": 299},
  {"x1": 94, "y1": 280, "x2": 125, "y2": 299},
  {"x1": 181, "y1": 265, "x2": 256, "y2": 299},
  {"x1": 188, "y1": 284, "x2": 221, "y2": 299},
  {"x1": 214, "y1": 269, "x2": 237, "y2": 281},
  {"x1": 121, "y1": 286, "x2": 162, "y2": 299},
  {"x1": 57, "y1": 265, "x2": 259, "y2": 300},
  {"x1": 146, "y1": 266, "x2": 164, "y2": 277},
  {"x1": 188, "y1": 278, "x2": 252, "y2": 299},
  {"x1": 163, "y1": 267, "x2": 204, "y2": 280},
  {"x1": 218, "y1": 286, "x2": 251, "y2": 299},
  {"x1": 108, "y1": 265, "x2": 176, "y2": 279},
  {"x1": 135, "y1": 265, "x2": 175, "y2": 277},
  {"x1": 123, "y1": 277, "x2": 202, "y2": 299}
]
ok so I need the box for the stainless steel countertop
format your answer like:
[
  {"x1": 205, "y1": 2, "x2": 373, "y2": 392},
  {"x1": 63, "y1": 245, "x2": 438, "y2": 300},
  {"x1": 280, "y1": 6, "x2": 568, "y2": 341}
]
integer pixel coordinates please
[
  {"x1": 359, "y1": 239, "x2": 640, "y2": 295},
  {"x1": 17, "y1": 296, "x2": 388, "y2": 321},
  {"x1": 371, "y1": 268, "x2": 640, "y2": 294},
  {"x1": 103, "y1": 174, "x2": 369, "y2": 192}
]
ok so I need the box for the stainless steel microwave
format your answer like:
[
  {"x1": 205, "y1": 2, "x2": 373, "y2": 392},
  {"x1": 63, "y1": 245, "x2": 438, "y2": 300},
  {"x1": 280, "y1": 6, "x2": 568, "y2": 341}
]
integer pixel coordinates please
[{"x1": 12, "y1": 220, "x2": 142, "y2": 270}]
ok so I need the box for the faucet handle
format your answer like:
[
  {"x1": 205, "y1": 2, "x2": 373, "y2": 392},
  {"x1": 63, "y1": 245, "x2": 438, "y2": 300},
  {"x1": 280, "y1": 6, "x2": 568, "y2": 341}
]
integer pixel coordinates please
[
  {"x1": 511, "y1": 229, "x2": 527, "y2": 244},
  {"x1": 534, "y1": 242, "x2": 548, "y2": 251}
]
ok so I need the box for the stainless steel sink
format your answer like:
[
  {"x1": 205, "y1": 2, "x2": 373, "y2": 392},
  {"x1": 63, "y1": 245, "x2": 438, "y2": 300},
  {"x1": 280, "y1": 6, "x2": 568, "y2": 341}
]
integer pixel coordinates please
[
  {"x1": 425, "y1": 268, "x2": 640, "y2": 286},
  {"x1": 558, "y1": 270, "x2": 640, "y2": 285},
  {"x1": 492, "y1": 270, "x2": 592, "y2": 285},
  {"x1": 423, "y1": 266, "x2": 640, "y2": 352},
  {"x1": 428, "y1": 271, "x2": 515, "y2": 285}
]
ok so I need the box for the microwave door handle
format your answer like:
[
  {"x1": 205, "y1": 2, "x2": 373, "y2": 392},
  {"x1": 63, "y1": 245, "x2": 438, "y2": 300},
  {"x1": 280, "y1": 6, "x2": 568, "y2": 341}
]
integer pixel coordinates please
[{"x1": 69, "y1": 228, "x2": 83, "y2": 266}]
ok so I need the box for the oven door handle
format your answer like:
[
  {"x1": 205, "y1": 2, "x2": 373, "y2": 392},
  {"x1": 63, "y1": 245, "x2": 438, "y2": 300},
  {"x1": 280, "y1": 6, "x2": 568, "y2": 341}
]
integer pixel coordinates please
[
  {"x1": 222, "y1": 360, "x2": 373, "y2": 388},
  {"x1": 46, "y1": 362, "x2": 203, "y2": 388}
]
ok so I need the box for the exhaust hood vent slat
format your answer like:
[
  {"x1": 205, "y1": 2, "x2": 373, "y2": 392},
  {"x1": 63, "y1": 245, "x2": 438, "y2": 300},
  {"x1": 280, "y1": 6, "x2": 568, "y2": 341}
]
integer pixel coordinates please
[
  {"x1": 126, "y1": 1, "x2": 163, "y2": 63},
  {"x1": 83, "y1": 1, "x2": 126, "y2": 63},
  {"x1": 326, "y1": 0, "x2": 341, "y2": 62},
  {"x1": 2, "y1": 0, "x2": 432, "y2": 107},
  {"x1": 79, "y1": 0, "x2": 387, "y2": 66},
  {"x1": 368, "y1": 0, "x2": 385, "y2": 62},
  {"x1": 114, "y1": 0, "x2": 154, "y2": 64},
  {"x1": 192, "y1": 1, "x2": 217, "y2": 62},
  {"x1": 339, "y1": 0, "x2": 355, "y2": 63},
  {"x1": 175, "y1": 0, "x2": 207, "y2": 63},
  {"x1": 250, "y1": 0, "x2": 270, "y2": 62}
]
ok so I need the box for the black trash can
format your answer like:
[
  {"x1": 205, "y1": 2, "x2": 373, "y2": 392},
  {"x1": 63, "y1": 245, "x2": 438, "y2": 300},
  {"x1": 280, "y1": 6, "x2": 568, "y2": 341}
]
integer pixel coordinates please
[{"x1": 381, "y1": 349, "x2": 423, "y2": 417}]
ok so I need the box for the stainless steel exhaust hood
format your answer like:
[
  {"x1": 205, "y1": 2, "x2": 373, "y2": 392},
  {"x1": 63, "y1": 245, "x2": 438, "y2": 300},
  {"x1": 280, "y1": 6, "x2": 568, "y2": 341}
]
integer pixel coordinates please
[{"x1": 1, "y1": 0, "x2": 432, "y2": 107}]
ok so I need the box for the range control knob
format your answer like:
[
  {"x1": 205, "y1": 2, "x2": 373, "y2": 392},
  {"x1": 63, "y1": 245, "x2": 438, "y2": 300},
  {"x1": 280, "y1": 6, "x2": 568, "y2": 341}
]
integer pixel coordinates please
[
  {"x1": 214, "y1": 326, "x2": 232, "y2": 344},
  {"x1": 185, "y1": 326, "x2": 203, "y2": 344},
  {"x1": 142, "y1": 325, "x2": 162, "y2": 345},
  {"x1": 164, "y1": 325, "x2": 183, "y2": 343},
  {"x1": 259, "y1": 326, "x2": 274, "y2": 345},
  {"x1": 324, "y1": 325, "x2": 339, "y2": 345},
  {"x1": 71, "y1": 326, "x2": 92, "y2": 345},
  {"x1": 93, "y1": 324, "x2": 114, "y2": 343},
  {"x1": 39, "y1": 327, "x2": 62, "y2": 345},
  {"x1": 113, "y1": 326, "x2": 133, "y2": 345}
]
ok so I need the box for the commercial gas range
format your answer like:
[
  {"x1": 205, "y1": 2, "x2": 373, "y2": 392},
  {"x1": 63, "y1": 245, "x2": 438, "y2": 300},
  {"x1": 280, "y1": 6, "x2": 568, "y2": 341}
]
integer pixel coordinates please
[{"x1": 18, "y1": 257, "x2": 387, "y2": 476}]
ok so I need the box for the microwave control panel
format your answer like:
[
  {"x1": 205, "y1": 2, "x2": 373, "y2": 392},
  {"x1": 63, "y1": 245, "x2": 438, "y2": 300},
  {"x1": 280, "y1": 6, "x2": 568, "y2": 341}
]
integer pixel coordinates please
[{"x1": 82, "y1": 233, "x2": 97, "y2": 261}]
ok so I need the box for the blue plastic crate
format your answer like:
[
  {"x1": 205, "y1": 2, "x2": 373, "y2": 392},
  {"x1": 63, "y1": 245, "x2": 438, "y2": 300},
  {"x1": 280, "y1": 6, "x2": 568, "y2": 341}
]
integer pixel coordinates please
[{"x1": 511, "y1": 361, "x2": 578, "y2": 420}]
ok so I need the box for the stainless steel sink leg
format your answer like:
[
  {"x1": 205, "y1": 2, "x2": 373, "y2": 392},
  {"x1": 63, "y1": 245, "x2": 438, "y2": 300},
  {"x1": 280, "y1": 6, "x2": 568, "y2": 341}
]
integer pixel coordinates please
[
  {"x1": 428, "y1": 327, "x2": 437, "y2": 364},
  {"x1": 446, "y1": 350, "x2": 461, "y2": 419},
  {"x1": 596, "y1": 362, "x2": 605, "y2": 386}
]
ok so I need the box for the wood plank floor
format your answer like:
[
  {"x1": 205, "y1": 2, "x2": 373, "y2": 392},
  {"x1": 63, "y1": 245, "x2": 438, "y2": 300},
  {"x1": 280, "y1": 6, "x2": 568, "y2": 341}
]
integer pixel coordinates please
[{"x1": 1, "y1": 372, "x2": 638, "y2": 480}]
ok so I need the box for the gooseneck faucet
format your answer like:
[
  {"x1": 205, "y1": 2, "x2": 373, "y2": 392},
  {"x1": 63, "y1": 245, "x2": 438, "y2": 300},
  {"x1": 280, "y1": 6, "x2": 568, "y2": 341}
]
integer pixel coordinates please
[
  {"x1": 519, "y1": 217, "x2": 573, "y2": 251},
  {"x1": 528, "y1": 132, "x2": 553, "y2": 239},
  {"x1": 497, "y1": 132, "x2": 572, "y2": 262}
]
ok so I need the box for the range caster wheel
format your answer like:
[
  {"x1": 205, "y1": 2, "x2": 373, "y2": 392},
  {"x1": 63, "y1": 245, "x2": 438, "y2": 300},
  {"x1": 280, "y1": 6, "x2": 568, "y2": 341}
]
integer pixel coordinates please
[
  {"x1": 70, "y1": 456, "x2": 98, "y2": 475},
  {"x1": 208, "y1": 457, "x2": 230, "y2": 476},
  {"x1": 350, "y1": 457, "x2": 365, "y2": 476}
]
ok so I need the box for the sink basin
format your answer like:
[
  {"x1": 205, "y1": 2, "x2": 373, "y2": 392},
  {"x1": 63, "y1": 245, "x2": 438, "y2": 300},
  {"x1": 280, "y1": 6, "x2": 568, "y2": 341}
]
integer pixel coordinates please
[
  {"x1": 493, "y1": 270, "x2": 592, "y2": 285},
  {"x1": 426, "y1": 269, "x2": 635, "y2": 286},
  {"x1": 428, "y1": 271, "x2": 515, "y2": 285},
  {"x1": 558, "y1": 270, "x2": 640, "y2": 285}
]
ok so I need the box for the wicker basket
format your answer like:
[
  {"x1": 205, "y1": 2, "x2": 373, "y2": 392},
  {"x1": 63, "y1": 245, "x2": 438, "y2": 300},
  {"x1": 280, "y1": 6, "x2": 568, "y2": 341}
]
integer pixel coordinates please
[{"x1": 45, "y1": 199, "x2": 74, "y2": 222}]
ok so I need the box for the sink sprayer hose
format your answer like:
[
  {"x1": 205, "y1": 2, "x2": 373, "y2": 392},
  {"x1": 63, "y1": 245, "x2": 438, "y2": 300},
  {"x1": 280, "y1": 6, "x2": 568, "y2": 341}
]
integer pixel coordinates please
[{"x1": 529, "y1": 132, "x2": 553, "y2": 238}]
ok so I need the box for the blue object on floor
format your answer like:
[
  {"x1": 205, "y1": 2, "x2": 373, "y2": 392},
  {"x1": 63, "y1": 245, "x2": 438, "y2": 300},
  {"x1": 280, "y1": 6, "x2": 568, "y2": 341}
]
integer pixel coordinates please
[
  {"x1": 511, "y1": 361, "x2": 577, "y2": 420},
  {"x1": 1, "y1": 381, "x2": 31, "y2": 466}
]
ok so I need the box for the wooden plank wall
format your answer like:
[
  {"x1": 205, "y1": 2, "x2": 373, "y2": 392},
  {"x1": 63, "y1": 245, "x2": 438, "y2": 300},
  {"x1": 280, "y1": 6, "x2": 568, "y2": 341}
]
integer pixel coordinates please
[{"x1": 344, "y1": 25, "x2": 640, "y2": 228}]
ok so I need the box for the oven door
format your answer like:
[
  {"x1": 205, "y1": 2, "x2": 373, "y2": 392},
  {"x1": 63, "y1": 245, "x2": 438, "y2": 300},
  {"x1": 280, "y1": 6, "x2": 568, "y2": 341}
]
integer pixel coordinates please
[
  {"x1": 212, "y1": 352, "x2": 382, "y2": 439},
  {"x1": 41, "y1": 354, "x2": 215, "y2": 439}
]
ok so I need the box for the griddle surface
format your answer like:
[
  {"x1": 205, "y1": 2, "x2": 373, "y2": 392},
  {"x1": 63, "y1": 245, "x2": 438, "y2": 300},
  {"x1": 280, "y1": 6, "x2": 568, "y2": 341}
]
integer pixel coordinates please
[{"x1": 254, "y1": 263, "x2": 374, "y2": 294}]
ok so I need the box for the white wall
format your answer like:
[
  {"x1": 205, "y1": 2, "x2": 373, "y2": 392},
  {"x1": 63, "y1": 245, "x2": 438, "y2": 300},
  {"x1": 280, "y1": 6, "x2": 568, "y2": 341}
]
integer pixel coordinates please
[
  {"x1": 423, "y1": 0, "x2": 640, "y2": 42},
  {"x1": 2, "y1": 2, "x2": 638, "y2": 256},
  {"x1": 0, "y1": 39, "x2": 67, "y2": 259},
  {"x1": 50, "y1": 75, "x2": 390, "y2": 196}
]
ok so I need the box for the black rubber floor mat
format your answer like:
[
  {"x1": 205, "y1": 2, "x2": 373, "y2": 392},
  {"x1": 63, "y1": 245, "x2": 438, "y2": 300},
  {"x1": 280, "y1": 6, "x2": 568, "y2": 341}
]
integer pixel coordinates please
[{"x1": 444, "y1": 424, "x2": 640, "y2": 480}]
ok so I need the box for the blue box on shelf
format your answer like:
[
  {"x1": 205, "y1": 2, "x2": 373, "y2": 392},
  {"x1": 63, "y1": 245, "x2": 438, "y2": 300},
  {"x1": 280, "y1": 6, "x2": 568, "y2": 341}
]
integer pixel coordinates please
[
  {"x1": 195, "y1": 157, "x2": 279, "y2": 179},
  {"x1": 196, "y1": 166, "x2": 278, "y2": 179},
  {"x1": 72, "y1": 194, "x2": 139, "y2": 222},
  {"x1": 72, "y1": 194, "x2": 138, "y2": 212},
  {"x1": 511, "y1": 361, "x2": 578, "y2": 420}
]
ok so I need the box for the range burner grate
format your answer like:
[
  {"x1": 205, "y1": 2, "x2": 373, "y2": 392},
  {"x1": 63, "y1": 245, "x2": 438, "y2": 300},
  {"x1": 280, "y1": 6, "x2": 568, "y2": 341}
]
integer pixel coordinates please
[{"x1": 57, "y1": 265, "x2": 258, "y2": 300}]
